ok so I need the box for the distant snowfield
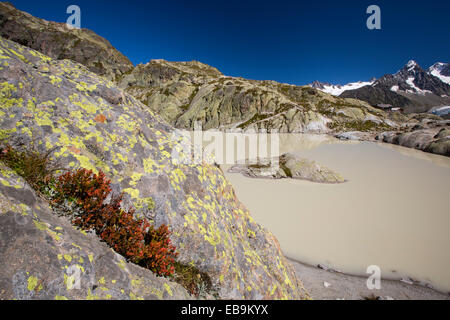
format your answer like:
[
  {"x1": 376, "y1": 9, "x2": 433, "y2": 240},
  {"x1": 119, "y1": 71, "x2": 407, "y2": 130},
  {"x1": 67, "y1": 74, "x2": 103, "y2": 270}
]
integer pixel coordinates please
[
  {"x1": 430, "y1": 69, "x2": 450, "y2": 85},
  {"x1": 434, "y1": 106, "x2": 450, "y2": 112},
  {"x1": 318, "y1": 81, "x2": 373, "y2": 96},
  {"x1": 429, "y1": 105, "x2": 450, "y2": 116}
]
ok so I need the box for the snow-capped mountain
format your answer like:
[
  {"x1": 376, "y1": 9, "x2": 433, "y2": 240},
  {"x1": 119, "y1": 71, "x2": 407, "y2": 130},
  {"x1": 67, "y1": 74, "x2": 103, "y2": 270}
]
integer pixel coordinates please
[
  {"x1": 337, "y1": 60, "x2": 450, "y2": 112},
  {"x1": 428, "y1": 62, "x2": 450, "y2": 85},
  {"x1": 310, "y1": 80, "x2": 374, "y2": 96}
]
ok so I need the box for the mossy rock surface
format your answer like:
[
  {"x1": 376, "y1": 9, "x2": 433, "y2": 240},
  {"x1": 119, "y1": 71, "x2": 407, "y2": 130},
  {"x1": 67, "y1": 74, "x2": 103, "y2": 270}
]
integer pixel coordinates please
[
  {"x1": 0, "y1": 163, "x2": 192, "y2": 300},
  {"x1": 0, "y1": 36, "x2": 309, "y2": 300},
  {"x1": 114, "y1": 53, "x2": 397, "y2": 134}
]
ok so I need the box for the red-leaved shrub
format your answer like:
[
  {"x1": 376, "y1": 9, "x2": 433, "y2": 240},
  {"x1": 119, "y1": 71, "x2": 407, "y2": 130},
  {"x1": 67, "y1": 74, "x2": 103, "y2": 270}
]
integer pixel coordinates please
[{"x1": 52, "y1": 169, "x2": 177, "y2": 276}]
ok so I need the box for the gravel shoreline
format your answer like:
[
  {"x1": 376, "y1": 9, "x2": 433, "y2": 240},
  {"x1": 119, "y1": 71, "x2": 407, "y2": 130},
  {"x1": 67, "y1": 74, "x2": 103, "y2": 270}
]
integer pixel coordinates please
[{"x1": 288, "y1": 258, "x2": 450, "y2": 300}]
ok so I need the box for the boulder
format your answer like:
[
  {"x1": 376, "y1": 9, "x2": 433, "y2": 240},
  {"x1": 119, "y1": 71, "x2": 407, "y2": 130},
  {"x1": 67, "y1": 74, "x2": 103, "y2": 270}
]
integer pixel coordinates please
[
  {"x1": 0, "y1": 164, "x2": 192, "y2": 300},
  {"x1": 0, "y1": 36, "x2": 308, "y2": 300},
  {"x1": 228, "y1": 153, "x2": 346, "y2": 184},
  {"x1": 279, "y1": 154, "x2": 346, "y2": 184}
]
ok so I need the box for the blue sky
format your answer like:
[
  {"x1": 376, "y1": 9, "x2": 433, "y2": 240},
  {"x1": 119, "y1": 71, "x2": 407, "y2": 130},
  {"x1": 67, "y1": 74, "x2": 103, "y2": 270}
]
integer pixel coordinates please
[{"x1": 8, "y1": 0, "x2": 450, "y2": 85}]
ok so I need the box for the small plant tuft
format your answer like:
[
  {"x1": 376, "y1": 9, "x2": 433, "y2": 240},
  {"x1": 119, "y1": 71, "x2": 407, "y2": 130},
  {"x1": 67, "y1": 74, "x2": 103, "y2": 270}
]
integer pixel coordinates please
[
  {"x1": 173, "y1": 261, "x2": 214, "y2": 298},
  {"x1": 0, "y1": 144, "x2": 60, "y2": 195}
]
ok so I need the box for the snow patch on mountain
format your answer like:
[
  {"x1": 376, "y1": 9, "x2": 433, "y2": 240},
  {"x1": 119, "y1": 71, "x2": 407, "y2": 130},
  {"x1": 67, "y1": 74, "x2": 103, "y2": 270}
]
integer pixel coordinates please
[
  {"x1": 428, "y1": 62, "x2": 450, "y2": 85},
  {"x1": 405, "y1": 77, "x2": 432, "y2": 95},
  {"x1": 429, "y1": 105, "x2": 450, "y2": 116},
  {"x1": 311, "y1": 81, "x2": 374, "y2": 96}
]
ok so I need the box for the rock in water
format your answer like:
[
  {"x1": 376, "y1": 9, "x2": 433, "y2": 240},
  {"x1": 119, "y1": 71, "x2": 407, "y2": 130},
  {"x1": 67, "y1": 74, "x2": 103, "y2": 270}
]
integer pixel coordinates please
[
  {"x1": 335, "y1": 131, "x2": 375, "y2": 141},
  {"x1": 279, "y1": 153, "x2": 346, "y2": 183},
  {"x1": 228, "y1": 153, "x2": 346, "y2": 184}
]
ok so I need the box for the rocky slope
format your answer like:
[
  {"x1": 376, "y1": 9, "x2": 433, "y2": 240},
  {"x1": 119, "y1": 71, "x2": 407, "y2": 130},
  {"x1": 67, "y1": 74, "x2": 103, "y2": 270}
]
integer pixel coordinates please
[
  {"x1": 131, "y1": 60, "x2": 450, "y2": 157},
  {"x1": 0, "y1": 3, "x2": 394, "y2": 135},
  {"x1": 376, "y1": 117, "x2": 450, "y2": 157},
  {"x1": 0, "y1": 2, "x2": 133, "y2": 81},
  {"x1": 117, "y1": 59, "x2": 399, "y2": 134},
  {"x1": 0, "y1": 36, "x2": 309, "y2": 300},
  {"x1": 13, "y1": 3, "x2": 450, "y2": 157}
]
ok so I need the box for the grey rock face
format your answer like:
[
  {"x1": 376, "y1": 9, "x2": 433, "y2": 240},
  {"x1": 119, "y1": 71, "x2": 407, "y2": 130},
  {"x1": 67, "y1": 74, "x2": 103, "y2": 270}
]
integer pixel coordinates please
[
  {"x1": 0, "y1": 163, "x2": 192, "y2": 300},
  {"x1": 279, "y1": 154, "x2": 345, "y2": 184}
]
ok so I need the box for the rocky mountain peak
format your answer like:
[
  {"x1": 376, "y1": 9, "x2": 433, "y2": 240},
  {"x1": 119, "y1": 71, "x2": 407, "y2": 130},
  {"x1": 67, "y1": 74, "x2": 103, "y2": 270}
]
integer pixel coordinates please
[
  {"x1": 395, "y1": 60, "x2": 425, "y2": 78},
  {"x1": 406, "y1": 59, "x2": 419, "y2": 69}
]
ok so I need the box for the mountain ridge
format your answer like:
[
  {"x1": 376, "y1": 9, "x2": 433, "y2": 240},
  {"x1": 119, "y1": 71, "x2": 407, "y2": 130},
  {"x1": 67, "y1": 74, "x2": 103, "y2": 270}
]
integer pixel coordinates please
[
  {"x1": 310, "y1": 61, "x2": 450, "y2": 98},
  {"x1": 326, "y1": 60, "x2": 450, "y2": 113},
  {"x1": 0, "y1": 2, "x2": 134, "y2": 80}
]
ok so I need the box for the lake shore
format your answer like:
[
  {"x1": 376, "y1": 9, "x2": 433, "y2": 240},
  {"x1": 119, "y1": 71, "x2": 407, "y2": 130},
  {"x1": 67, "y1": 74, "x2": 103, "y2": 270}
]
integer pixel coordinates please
[{"x1": 288, "y1": 258, "x2": 450, "y2": 300}]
